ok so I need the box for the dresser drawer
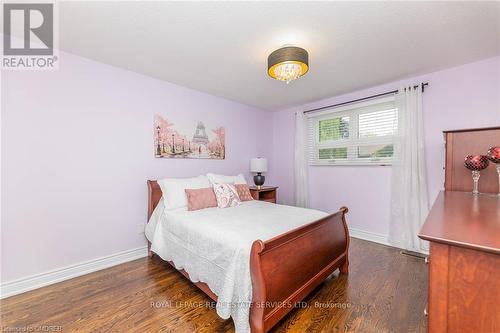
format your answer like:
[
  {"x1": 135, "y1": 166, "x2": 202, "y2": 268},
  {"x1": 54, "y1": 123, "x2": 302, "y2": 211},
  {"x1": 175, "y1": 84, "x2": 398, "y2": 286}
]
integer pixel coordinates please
[{"x1": 427, "y1": 242, "x2": 500, "y2": 332}]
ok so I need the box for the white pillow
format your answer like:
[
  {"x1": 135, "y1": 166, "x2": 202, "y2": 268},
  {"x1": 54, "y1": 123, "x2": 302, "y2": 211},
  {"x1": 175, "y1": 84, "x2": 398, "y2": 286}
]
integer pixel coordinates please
[
  {"x1": 206, "y1": 173, "x2": 247, "y2": 185},
  {"x1": 158, "y1": 175, "x2": 211, "y2": 210}
]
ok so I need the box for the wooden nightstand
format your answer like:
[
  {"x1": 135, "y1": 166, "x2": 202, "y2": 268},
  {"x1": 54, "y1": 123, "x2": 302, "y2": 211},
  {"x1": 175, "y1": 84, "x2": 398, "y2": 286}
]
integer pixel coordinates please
[{"x1": 249, "y1": 186, "x2": 278, "y2": 203}]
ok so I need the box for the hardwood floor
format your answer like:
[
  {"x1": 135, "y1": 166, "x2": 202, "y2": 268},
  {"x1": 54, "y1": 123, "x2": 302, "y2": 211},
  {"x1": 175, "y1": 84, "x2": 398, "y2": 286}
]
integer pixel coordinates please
[{"x1": 1, "y1": 239, "x2": 427, "y2": 332}]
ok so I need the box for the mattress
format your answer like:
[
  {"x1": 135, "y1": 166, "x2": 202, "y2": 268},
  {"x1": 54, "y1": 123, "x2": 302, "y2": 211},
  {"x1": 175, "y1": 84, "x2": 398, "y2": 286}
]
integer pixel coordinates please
[{"x1": 146, "y1": 200, "x2": 328, "y2": 333}]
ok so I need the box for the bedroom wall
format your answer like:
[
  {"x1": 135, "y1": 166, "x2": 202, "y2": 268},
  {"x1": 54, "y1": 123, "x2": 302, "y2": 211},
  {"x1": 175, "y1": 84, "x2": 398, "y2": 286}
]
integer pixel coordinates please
[
  {"x1": 272, "y1": 56, "x2": 500, "y2": 239},
  {"x1": 1, "y1": 51, "x2": 273, "y2": 283}
]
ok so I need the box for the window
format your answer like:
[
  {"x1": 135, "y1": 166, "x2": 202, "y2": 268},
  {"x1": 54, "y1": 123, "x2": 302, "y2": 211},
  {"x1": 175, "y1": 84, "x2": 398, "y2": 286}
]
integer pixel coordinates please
[{"x1": 307, "y1": 96, "x2": 397, "y2": 165}]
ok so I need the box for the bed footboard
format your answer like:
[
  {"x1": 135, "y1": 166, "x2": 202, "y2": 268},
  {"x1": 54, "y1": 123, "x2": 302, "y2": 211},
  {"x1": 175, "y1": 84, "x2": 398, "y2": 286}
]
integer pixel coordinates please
[{"x1": 249, "y1": 207, "x2": 349, "y2": 333}]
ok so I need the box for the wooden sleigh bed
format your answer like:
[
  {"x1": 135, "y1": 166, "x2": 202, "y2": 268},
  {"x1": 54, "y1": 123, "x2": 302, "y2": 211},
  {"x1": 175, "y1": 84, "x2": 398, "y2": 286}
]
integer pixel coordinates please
[{"x1": 147, "y1": 180, "x2": 350, "y2": 333}]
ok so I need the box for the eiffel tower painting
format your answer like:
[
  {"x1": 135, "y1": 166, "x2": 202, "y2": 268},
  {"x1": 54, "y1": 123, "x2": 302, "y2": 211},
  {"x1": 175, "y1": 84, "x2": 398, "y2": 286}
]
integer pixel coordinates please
[
  {"x1": 192, "y1": 121, "x2": 209, "y2": 147},
  {"x1": 154, "y1": 114, "x2": 225, "y2": 160}
]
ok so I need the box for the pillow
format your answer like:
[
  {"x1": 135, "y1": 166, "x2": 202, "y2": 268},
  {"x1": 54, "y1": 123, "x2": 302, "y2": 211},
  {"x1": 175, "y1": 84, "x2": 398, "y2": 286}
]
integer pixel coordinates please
[
  {"x1": 185, "y1": 188, "x2": 217, "y2": 211},
  {"x1": 207, "y1": 173, "x2": 247, "y2": 185},
  {"x1": 213, "y1": 183, "x2": 241, "y2": 208},
  {"x1": 235, "y1": 184, "x2": 253, "y2": 201},
  {"x1": 158, "y1": 175, "x2": 211, "y2": 210}
]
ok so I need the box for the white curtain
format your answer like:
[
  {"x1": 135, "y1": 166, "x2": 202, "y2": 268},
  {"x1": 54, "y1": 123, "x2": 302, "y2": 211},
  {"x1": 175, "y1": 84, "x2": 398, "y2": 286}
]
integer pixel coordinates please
[
  {"x1": 294, "y1": 111, "x2": 309, "y2": 208},
  {"x1": 388, "y1": 86, "x2": 429, "y2": 252}
]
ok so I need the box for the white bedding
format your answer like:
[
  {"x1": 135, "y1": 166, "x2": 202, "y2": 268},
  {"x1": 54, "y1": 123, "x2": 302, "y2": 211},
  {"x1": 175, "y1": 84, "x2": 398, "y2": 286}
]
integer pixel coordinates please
[{"x1": 146, "y1": 200, "x2": 328, "y2": 333}]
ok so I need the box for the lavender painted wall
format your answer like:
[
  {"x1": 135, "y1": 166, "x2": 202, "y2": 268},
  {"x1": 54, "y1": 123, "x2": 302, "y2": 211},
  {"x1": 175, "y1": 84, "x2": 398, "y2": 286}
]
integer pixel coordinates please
[
  {"x1": 1, "y1": 51, "x2": 273, "y2": 283},
  {"x1": 273, "y1": 56, "x2": 500, "y2": 236}
]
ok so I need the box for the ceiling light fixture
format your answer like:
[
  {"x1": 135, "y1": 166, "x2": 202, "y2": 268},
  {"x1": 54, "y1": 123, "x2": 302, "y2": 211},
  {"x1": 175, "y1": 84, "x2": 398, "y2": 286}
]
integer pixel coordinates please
[{"x1": 267, "y1": 46, "x2": 309, "y2": 84}]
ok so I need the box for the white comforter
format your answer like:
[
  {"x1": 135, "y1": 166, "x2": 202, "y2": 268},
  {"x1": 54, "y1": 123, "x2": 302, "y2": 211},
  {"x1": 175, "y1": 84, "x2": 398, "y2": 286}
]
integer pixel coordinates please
[{"x1": 146, "y1": 200, "x2": 328, "y2": 333}]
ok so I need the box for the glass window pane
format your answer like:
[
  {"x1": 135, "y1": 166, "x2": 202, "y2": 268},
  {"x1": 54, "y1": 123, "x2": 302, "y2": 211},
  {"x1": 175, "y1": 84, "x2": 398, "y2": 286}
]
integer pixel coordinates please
[
  {"x1": 319, "y1": 117, "x2": 349, "y2": 142},
  {"x1": 358, "y1": 144, "x2": 394, "y2": 158},
  {"x1": 358, "y1": 109, "x2": 397, "y2": 138},
  {"x1": 319, "y1": 147, "x2": 348, "y2": 160}
]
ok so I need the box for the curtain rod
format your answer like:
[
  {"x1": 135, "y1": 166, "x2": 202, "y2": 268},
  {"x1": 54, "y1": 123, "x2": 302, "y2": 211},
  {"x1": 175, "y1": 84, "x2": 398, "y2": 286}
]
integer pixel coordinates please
[{"x1": 303, "y1": 82, "x2": 429, "y2": 114}]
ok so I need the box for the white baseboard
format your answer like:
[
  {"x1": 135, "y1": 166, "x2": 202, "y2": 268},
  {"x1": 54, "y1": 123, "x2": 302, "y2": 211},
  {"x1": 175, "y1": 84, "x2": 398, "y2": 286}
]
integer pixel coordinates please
[
  {"x1": 348, "y1": 227, "x2": 391, "y2": 246},
  {"x1": 349, "y1": 227, "x2": 429, "y2": 255},
  {"x1": 0, "y1": 246, "x2": 148, "y2": 299}
]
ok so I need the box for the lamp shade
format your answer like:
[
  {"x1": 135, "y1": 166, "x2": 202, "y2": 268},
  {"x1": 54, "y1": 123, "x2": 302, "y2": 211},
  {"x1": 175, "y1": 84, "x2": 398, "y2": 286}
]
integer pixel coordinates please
[{"x1": 250, "y1": 158, "x2": 267, "y2": 173}]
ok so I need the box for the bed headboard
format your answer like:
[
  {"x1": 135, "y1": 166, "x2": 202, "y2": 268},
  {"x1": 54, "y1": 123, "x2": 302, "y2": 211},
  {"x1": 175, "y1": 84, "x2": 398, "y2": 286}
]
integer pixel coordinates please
[{"x1": 147, "y1": 180, "x2": 161, "y2": 220}]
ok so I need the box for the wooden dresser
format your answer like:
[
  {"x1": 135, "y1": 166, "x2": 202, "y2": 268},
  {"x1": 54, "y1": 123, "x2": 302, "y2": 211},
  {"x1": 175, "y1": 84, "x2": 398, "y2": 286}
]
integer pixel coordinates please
[
  {"x1": 419, "y1": 192, "x2": 500, "y2": 332},
  {"x1": 419, "y1": 127, "x2": 500, "y2": 333}
]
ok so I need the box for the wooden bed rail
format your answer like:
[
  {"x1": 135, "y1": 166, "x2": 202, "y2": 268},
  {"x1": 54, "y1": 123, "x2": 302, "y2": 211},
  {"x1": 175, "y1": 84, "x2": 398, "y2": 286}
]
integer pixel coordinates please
[{"x1": 249, "y1": 207, "x2": 349, "y2": 333}]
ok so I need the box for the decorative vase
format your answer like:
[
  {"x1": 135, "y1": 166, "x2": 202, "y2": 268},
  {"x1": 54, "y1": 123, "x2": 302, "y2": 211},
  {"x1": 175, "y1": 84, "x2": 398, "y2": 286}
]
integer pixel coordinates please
[
  {"x1": 254, "y1": 173, "x2": 265, "y2": 190},
  {"x1": 486, "y1": 146, "x2": 500, "y2": 197},
  {"x1": 464, "y1": 155, "x2": 489, "y2": 195}
]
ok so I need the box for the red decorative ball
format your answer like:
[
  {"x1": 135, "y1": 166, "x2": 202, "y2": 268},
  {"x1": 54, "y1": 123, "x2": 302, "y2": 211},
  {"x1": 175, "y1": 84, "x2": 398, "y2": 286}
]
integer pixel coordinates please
[
  {"x1": 487, "y1": 146, "x2": 500, "y2": 164},
  {"x1": 464, "y1": 155, "x2": 489, "y2": 171}
]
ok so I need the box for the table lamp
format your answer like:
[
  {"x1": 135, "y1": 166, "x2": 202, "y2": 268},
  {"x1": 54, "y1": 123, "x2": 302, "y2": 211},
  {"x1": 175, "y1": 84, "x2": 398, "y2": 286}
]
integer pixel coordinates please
[{"x1": 250, "y1": 158, "x2": 267, "y2": 190}]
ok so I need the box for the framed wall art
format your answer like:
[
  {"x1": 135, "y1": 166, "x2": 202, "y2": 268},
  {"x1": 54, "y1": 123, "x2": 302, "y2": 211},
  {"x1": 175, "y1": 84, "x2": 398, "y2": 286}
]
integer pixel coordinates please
[{"x1": 154, "y1": 114, "x2": 225, "y2": 159}]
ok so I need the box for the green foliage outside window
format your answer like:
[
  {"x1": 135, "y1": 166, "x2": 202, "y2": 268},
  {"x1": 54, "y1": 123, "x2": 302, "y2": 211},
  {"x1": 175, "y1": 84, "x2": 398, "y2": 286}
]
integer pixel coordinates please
[
  {"x1": 319, "y1": 148, "x2": 348, "y2": 159},
  {"x1": 374, "y1": 144, "x2": 393, "y2": 157},
  {"x1": 319, "y1": 117, "x2": 349, "y2": 142},
  {"x1": 357, "y1": 144, "x2": 394, "y2": 158}
]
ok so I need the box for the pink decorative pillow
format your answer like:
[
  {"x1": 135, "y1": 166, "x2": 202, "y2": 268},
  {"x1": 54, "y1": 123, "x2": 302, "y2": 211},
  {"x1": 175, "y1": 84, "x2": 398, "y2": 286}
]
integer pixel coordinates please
[
  {"x1": 235, "y1": 184, "x2": 253, "y2": 201},
  {"x1": 213, "y1": 183, "x2": 241, "y2": 208},
  {"x1": 185, "y1": 188, "x2": 217, "y2": 211}
]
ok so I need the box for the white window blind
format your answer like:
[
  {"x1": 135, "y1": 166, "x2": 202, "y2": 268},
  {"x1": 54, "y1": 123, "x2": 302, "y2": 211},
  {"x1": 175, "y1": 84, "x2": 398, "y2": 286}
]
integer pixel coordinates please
[{"x1": 307, "y1": 96, "x2": 397, "y2": 166}]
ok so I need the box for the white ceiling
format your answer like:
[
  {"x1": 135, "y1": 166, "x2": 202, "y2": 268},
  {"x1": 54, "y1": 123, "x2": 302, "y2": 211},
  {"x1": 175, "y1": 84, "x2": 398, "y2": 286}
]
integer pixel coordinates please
[{"x1": 47, "y1": 2, "x2": 500, "y2": 110}]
